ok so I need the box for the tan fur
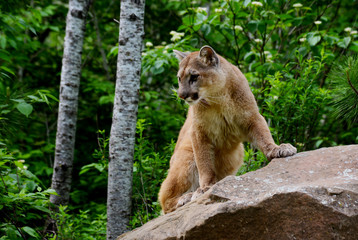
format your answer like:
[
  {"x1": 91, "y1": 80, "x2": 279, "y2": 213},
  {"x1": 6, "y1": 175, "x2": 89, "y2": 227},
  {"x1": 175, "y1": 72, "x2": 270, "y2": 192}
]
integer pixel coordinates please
[{"x1": 158, "y1": 46, "x2": 296, "y2": 214}]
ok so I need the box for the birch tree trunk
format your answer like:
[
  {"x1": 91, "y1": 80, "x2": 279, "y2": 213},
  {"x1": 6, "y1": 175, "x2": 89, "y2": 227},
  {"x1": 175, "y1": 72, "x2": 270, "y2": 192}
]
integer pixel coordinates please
[
  {"x1": 107, "y1": 0, "x2": 145, "y2": 238},
  {"x1": 50, "y1": 0, "x2": 90, "y2": 207}
]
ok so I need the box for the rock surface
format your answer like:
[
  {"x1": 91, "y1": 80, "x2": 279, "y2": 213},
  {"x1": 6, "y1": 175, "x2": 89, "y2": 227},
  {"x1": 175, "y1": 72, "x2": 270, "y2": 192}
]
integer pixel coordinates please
[{"x1": 118, "y1": 145, "x2": 358, "y2": 240}]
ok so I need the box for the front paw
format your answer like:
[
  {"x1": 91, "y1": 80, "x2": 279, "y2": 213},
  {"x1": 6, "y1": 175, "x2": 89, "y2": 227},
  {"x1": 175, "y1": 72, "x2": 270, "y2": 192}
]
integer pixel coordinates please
[
  {"x1": 191, "y1": 186, "x2": 211, "y2": 201},
  {"x1": 176, "y1": 192, "x2": 193, "y2": 208},
  {"x1": 267, "y1": 143, "x2": 297, "y2": 160}
]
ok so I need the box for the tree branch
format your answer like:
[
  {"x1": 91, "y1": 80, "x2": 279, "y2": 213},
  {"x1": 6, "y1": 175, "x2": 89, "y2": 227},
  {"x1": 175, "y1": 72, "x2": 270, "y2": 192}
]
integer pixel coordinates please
[
  {"x1": 92, "y1": 8, "x2": 111, "y2": 81},
  {"x1": 346, "y1": 70, "x2": 358, "y2": 96}
]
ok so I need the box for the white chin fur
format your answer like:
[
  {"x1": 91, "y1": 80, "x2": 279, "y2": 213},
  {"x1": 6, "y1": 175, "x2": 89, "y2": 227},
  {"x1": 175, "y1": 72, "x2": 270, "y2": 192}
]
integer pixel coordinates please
[{"x1": 185, "y1": 99, "x2": 199, "y2": 105}]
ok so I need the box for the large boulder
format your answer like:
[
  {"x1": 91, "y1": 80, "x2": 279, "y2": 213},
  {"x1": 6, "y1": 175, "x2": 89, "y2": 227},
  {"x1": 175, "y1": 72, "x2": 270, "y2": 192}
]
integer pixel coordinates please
[{"x1": 118, "y1": 145, "x2": 358, "y2": 240}]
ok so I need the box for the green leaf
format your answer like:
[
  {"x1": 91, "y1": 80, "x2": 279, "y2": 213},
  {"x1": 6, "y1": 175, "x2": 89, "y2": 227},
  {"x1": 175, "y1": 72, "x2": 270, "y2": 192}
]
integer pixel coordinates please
[
  {"x1": 144, "y1": 92, "x2": 151, "y2": 101},
  {"x1": 22, "y1": 226, "x2": 40, "y2": 238},
  {"x1": 25, "y1": 181, "x2": 36, "y2": 192},
  {"x1": 247, "y1": 20, "x2": 258, "y2": 33},
  {"x1": 0, "y1": 36, "x2": 6, "y2": 49},
  {"x1": 1, "y1": 110, "x2": 10, "y2": 114},
  {"x1": 34, "y1": 205, "x2": 51, "y2": 213},
  {"x1": 11, "y1": 99, "x2": 25, "y2": 103},
  {"x1": 201, "y1": 24, "x2": 211, "y2": 36},
  {"x1": 324, "y1": 35, "x2": 339, "y2": 45},
  {"x1": 16, "y1": 102, "x2": 33, "y2": 117},
  {"x1": 154, "y1": 60, "x2": 164, "y2": 69},
  {"x1": 257, "y1": 21, "x2": 266, "y2": 33},
  {"x1": 108, "y1": 46, "x2": 118, "y2": 57},
  {"x1": 307, "y1": 32, "x2": 321, "y2": 46},
  {"x1": 315, "y1": 139, "x2": 324, "y2": 148},
  {"x1": 151, "y1": 66, "x2": 164, "y2": 75},
  {"x1": 0, "y1": 66, "x2": 15, "y2": 75},
  {"x1": 44, "y1": 188, "x2": 58, "y2": 195},
  {"x1": 337, "y1": 37, "x2": 351, "y2": 49},
  {"x1": 38, "y1": 91, "x2": 49, "y2": 105},
  {"x1": 278, "y1": 14, "x2": 293, "y2": 20},
  {"x1": 0, "y1": 50, "x2": 10, "y2": 61},
  {"x1": 243, "y1": 0, "x2": 251, "y2": 7},
  {"x1": 27, "y1": 95, "x2": 41, "y2": 101},
  {"x1": 29, "y1": 27, "x2": 37, "y2": 35},
  {"x1": 43, "y1": 93, "x2": 59, "y2": 102},
  {"x1": 349, "y1": 42, "x2": 358, "y2": 53}
]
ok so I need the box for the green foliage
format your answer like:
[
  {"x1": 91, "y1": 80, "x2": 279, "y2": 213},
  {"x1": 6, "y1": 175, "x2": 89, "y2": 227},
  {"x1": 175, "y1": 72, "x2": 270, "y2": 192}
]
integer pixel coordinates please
[
  {"x1": 49, "y1": 205, "x2": 106, "y2": 240},
  {"x1": 329, "y1": 55, "x2": 358, "y2": 124},
  {"x1": 262, "y1": 50, "x2": 331, "y2": 151},
  {"x1": 80, "y1": 120, "x2": 174, "y2": 229},
  {"x1": 80, "y1": 130, "x2": 109, "y2": 176},
  {"x1": 0, "y1": 146, "x2": 56, "y2": 239},
  {"x1": 130, "y1": 119, "x2": 174, "y2": 228},
  {"x1": 237, "y1": 146, "x2": 267, "y2": 175}
]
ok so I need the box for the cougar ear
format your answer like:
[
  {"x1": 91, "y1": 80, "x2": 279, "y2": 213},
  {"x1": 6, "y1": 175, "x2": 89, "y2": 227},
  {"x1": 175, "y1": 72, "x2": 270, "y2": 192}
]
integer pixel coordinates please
[
  {"x1": 173, "y1": 50, "x2": 189, "y2": 62},
  {"x1": 199, "y1": 45, "x2": 219, "y2": 67}
]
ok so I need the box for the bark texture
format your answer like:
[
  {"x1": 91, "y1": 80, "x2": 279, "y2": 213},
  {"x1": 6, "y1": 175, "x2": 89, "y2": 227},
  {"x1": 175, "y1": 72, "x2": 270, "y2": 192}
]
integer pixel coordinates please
[
  {"x1": 107, "y1": 0, "x2": 145, "y2": 239},
  {"x1": 50, "y1": 0, "x2": 90, "y2": 206}
]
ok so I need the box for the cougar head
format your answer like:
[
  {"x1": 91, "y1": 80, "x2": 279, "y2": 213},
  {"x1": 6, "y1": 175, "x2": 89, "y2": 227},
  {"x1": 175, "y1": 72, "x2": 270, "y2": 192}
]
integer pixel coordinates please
[{"x1": 173, "y1": 46, "x2": 224, "y2": 106}]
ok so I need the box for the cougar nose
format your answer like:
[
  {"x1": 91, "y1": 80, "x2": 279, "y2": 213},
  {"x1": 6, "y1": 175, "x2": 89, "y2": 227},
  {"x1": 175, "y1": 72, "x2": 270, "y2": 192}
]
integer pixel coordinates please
[
  {"x1": 179, "y1": 92, "x2": 189, "y2": 100},
  {"x1": 192, "y1": 92, "x2": 199, "y2": 100}
]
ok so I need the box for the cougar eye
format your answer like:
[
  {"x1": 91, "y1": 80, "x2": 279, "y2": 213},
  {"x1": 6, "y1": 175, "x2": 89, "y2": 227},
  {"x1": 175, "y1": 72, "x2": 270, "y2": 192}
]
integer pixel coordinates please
[
  {"x1": 189, "y1": 74, "x2": 199, "y2": 85},
  {"x1": 178, "y1": 77, "x2": 181, "y2": 83}
]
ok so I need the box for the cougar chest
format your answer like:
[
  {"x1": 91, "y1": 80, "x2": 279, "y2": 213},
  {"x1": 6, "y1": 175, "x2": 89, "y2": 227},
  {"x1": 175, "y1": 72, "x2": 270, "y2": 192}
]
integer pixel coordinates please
[{"x1": 195, "y1": 106, "x2": 241, "y2": 149}]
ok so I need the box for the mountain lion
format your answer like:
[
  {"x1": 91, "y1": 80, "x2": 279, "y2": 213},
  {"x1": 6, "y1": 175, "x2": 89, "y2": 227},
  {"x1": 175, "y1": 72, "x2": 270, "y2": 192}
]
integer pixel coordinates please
[{"x1": 158, "y1": 46, "x2": 297, "y2": 214}]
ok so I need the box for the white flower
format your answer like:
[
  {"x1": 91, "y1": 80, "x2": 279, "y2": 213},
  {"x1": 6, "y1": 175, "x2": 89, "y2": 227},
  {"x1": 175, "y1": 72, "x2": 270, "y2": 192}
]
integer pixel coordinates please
[
  {"x1": 344, "y1": 27, "x2": 352, "y2": 32},
  {"x1": 264, "y1": 51, "x2": 270, "y2": 55},
  {"x1": 197, "y1": 7, "x2": 207, "y2": 14},
  {"x1": 145, "y1": 42, "x2": 153, "y2": 47},
  {"x1": 18, "y1": 160, "x2": 25, "y2": 163},
  {"x1": 251, "y1": 1, "x2": 263, "y2": 7},
  {"x1": 314, "y1": 21, "x2": 322, "y2": 25},
  {"x1": 254, "y1": 38, "x2": 262, "y2": 43},
  {"x1": 141, "y1": 52, "x2": 147, "y2": 56},
  {"x1": 161, "y1": 41, "x2": 167, "y2": 45},
  {"x1": 23, "y1": 166, "x2": 28, "y2": 170},
  {"x1": 170, "y1": 31, "x2": 185, "y2": 42},
  {"x1": 215, "y1": 8, "x2": 223, "y2": 13},
  {"x1": 351, "y1": 30, "x2": 358, "y2": 35},
  {"x1": 163, "y1": 50, "x2": 168, "y2": 54},
  {"x1": 273, "y1": 96, "x2": 278, "y2": 100},
  {"x1": 234, "y1": 25, "x2": 243, "y2": 31},
  {"x1": 299, "y1": 37, "x2": 306, "y2": 42},
  {"x1": 293, "y1": 3, "x2": 303, "y2": 8}
]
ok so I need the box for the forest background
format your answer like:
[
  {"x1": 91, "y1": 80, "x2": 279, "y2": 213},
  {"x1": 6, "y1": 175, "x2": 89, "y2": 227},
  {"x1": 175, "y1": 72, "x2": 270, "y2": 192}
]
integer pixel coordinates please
[{"x1": 1, "y1": 0, "x2": 358, "y2": 239}]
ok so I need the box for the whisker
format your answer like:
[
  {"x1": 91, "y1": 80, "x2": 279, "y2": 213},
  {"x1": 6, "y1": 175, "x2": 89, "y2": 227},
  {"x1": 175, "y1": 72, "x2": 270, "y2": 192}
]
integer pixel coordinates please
[
  {"x1": 206, "y1": 95, "x2": 224, "y2": 99},
  {"x1": 199, "y1": 100, "x2": 209, "y2": 108},
  {"x1": 204, "y1": 97, "x2": 220, "y2": 105}
]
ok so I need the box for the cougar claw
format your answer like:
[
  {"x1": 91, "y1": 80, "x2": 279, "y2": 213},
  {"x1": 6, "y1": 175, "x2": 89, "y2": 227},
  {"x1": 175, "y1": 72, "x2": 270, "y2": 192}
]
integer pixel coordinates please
[
  {"x1": 176, "y1": 192, "x2": 193, "y2": 208},
  {"x1": 191, "y1": 186, "x2": 211, "y2": 201},
  {"x1": 267, "y1": 143, "x2": 297, "y2": 161}
]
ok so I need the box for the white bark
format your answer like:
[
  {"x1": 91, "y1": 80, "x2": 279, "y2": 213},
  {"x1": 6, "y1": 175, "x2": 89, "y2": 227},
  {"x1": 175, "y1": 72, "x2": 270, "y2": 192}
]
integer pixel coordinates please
[
  {"x1": 50, "y1": 0, "x2": 90, "y2": 206},
  {"x1": 107, "y1": 0, "x2": 145, "y2": 239}
]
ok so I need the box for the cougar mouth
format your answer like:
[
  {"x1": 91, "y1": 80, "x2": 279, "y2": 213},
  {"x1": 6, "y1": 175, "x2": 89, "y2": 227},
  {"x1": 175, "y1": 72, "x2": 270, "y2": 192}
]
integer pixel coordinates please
[
  {"x1": 186, "y1": 98, "x2": 210, "y2": 107},
  {"x1": 185, "y1": 99, "x2": 196, "y2": 105},
  {"x1": 184, "y1": 93, "x2": 200, "y2": 105}
]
